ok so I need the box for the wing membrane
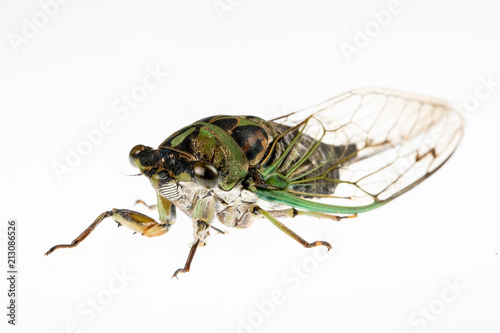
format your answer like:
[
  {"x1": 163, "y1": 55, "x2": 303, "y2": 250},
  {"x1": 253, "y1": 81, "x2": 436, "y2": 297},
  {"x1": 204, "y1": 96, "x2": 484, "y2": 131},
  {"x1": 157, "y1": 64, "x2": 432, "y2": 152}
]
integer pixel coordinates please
[{"x1": 258, "y1": 88, "x2": 464, "y2": 209}]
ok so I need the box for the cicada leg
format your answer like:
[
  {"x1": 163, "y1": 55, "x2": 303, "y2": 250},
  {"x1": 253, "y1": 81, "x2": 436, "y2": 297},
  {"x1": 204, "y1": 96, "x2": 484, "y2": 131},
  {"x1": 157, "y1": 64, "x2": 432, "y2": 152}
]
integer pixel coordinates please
[
  {"x1": 209, "y1": 225, "x2": 227, "y2": 234},
  {"x1": 45, "y1": 193, "x2": 175, "y2": 256},
  {"x1": 171, "y1": 196, "x2": 216, "y2": 279},
  {"x1": 135, "y1": 199, "x2": 157, "y2": 210},
  {"x1": 137, "y1": 198, "x2": 226, "y2": 234},
  {"x1": 171, "y1": 238, "x2": 200, "y2": 279},
  {"x1": 252, "y1": 206, "x2": 332, "y2": 250},
  {"x1": 267, "y1": 208, "x2": 357, "y2": 221}
]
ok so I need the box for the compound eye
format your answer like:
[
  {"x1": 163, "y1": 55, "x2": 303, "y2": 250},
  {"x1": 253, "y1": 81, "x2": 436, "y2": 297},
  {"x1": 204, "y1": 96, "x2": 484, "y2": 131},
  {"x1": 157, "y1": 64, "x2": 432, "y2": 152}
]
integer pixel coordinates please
[
  {"x1": 193, "y1": 162, "x2": 219, "y2": 189},
  {"x1": 129, "y1": 144, "x2": 147, "y2": 167}
]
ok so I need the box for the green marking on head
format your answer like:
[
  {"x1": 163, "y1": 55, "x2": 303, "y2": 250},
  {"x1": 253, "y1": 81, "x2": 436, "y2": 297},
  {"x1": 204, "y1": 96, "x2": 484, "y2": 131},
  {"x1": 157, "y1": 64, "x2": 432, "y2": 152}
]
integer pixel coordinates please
[{"x1": 175, "y1": 172, "x2": 191, "y2": 182}]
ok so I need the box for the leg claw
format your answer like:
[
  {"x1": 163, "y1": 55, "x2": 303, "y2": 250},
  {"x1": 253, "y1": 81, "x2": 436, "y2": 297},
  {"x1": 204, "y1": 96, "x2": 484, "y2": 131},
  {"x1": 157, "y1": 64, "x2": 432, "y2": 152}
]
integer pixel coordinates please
[
  {"x1": 307, "y1": 241, "x2": 332, "y2": 251},
  {"x1": 171, "y1": 268, "x2": 189, "y2": 280}
]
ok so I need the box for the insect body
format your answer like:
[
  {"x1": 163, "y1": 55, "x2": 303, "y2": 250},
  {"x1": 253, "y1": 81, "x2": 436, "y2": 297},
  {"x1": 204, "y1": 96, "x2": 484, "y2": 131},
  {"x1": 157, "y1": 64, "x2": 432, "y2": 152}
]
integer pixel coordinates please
[{"x1": 45, "y1": 88, "x2": 464, "y2": 277}]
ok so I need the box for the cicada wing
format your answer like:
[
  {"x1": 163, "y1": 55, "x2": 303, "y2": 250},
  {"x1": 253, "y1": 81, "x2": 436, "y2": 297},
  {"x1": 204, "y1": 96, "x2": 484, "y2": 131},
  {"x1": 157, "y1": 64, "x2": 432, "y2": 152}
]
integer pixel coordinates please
[{"x1": 258, "y1": 88, "x2": 464, "y2": 210}]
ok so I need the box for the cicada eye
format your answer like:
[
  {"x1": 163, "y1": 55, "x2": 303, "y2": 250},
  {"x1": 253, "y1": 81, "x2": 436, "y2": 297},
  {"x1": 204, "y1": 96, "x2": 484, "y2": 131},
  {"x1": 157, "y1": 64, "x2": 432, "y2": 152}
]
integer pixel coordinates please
[
  {"x1": 129, "y1": 144, "x2": 149, "y2": 168},
  {"x1": 193, "y1": 162, "x2": 219, "y2": 189}
]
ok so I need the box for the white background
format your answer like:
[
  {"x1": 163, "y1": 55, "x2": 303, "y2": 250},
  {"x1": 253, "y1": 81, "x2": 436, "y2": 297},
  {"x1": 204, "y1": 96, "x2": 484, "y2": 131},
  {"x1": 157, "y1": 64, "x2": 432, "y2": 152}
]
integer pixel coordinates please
[{"x1": 1, "y1": 1, "x2": 499, "y2": 332}]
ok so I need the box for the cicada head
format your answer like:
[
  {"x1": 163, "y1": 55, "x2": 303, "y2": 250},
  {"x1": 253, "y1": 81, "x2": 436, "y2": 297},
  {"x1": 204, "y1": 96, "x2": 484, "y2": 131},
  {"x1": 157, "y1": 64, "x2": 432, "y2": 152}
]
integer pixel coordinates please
[{"x1": 129, "y1": 144, "x2": 221, "y2": 200}]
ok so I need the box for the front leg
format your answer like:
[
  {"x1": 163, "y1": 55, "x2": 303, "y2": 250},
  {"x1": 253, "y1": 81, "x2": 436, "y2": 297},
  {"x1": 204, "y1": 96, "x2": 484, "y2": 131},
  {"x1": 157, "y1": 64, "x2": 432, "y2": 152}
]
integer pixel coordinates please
[
  {"x1": 172, "y1": 195, "x2": 215, "y2": 279},
  {"x1": 45, "y1": 193, "x2": 176, "y2": 256}
]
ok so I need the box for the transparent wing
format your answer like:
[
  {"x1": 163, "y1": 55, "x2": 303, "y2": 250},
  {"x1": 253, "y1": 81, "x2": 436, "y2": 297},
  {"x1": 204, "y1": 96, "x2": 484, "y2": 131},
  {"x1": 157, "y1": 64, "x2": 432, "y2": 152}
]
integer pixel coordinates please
[{"x1": 258, "y1": 88, "x2": 464, "y2": 209}]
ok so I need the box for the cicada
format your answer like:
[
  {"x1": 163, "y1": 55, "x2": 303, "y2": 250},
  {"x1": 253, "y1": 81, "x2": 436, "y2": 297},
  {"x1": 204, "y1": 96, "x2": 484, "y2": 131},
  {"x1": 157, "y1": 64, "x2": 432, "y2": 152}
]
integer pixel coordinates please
[{"x1": 46, "y1": 88, "x2": 464, "y2": 278}]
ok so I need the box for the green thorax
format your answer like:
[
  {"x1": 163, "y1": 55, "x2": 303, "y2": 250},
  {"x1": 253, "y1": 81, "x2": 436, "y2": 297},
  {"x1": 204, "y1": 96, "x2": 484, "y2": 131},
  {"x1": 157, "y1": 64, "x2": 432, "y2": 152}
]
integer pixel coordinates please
[{"x1": 159, "y1": 115, "x2": 280, "y2": 191}]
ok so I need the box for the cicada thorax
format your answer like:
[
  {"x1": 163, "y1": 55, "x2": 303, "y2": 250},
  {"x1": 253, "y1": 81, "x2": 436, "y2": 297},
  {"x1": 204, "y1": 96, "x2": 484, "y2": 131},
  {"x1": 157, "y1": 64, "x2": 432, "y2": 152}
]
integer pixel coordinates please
[
  {"x1": 159, "y1": 114, "x2": 357, "y2": 196},
  {"x1": 159, "y1": 115, "x2": 279, "y2": 191}
]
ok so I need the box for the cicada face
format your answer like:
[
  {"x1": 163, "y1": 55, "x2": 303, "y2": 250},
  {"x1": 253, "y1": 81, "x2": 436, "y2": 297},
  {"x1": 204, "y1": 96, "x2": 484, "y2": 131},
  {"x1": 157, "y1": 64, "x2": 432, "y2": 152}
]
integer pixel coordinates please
[
  {"x1": 128, "y1": 142, "x2": 231, "y2": 206},
  {"x1": 128, "y1": 144, "x2": 193, "y2": 200}
]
